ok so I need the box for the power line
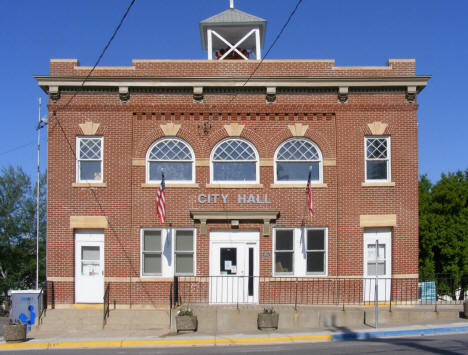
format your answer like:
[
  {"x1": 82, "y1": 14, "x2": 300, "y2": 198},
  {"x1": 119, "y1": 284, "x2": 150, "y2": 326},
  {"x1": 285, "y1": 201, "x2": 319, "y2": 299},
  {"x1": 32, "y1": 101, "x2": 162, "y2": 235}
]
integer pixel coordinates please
[
  {"x1": 225, "y1": 0, "x2": 303, "y2": 106},
  {"x1": 0, "y1": 141, "x2": 35, "y2": 156}
]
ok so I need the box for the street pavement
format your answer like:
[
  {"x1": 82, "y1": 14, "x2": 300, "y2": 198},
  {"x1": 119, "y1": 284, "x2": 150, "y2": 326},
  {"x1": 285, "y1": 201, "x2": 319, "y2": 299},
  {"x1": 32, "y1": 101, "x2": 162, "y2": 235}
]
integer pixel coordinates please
[{"x1": 1, "y1": 319, "x2": 468, "y2": 351}]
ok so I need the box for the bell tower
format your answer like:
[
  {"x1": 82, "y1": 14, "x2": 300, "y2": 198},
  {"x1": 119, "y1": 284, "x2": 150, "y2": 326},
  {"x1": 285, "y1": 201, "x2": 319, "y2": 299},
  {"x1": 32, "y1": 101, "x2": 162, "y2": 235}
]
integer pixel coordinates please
[{"x1": 199, "y1": 1, "x2": 267, "y2": 60}]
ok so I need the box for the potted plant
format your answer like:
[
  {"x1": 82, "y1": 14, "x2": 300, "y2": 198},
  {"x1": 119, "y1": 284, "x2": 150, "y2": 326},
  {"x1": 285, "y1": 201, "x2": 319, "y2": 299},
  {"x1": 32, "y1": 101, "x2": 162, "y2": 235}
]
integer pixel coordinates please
[
  {"x1": 175, "y1": 305, "x2": 197, "y2": 333},
  {"x1": 3, "y1": 320, "x2": 27, "y2": 342},
  {"x1": 257, "y1": 307, "x2": 279, "y2": 330}
]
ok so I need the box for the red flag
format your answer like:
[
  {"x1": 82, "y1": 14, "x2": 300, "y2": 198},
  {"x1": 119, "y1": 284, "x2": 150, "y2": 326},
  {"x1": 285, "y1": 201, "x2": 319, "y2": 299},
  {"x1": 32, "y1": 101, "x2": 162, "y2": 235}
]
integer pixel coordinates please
[
  {"x1": 155, "y1": 170, "x2": 166, "y2": 223},
  {"x1": 306, "y1": 168, "x2": 314, "y2": 216}
]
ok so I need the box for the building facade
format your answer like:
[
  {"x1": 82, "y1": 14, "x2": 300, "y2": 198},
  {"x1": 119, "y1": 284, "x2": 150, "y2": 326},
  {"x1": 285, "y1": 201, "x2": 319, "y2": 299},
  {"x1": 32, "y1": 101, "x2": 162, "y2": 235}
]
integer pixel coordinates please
[{"x1": 36, "y1": 6, "x2": 429, "y2": 307}]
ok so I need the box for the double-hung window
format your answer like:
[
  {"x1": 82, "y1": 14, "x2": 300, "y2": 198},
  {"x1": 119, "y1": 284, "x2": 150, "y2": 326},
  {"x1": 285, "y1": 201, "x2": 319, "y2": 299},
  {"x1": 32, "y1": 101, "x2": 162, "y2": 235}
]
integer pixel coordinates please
[
  {"x1": 275, "y1": 138, "x2": 322, "y2": 183},
  {"x1": 77, "y1": 137, "x2": 103, "y2": 183},
  {"x1": 147, "y1": 137, "x2": 194, "y2": 183},
  {"x1": 142, "y1": 230, "x2": 162, "y2": 275},
  {"x1": 274, "y1": 228, "x2": 328, "y2": 276},
  {"x1": 306, "y1": 229, "x2": 326, "y2": 274},
  {"x1": 274, "y1": 230, "x2": 294, "y2": 274},
  {"x1": 175, "y1": 230, "x2": 194, "y2": 275},
  {"x1": 211, "y1": 138, "x2": 258, "y2": 183},
  {"x1": 365, "y1": 137, "x2": 390, "y2": 182},
  {"x1": 141, "y1": 228, "x2": 195, "y2": 277}
]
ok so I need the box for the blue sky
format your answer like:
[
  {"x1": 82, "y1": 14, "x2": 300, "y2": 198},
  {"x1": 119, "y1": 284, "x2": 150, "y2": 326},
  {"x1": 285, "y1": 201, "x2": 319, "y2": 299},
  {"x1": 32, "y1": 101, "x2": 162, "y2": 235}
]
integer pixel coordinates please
[{"x1": 0, "y1": 0, "x2": 466, "y2": 183}]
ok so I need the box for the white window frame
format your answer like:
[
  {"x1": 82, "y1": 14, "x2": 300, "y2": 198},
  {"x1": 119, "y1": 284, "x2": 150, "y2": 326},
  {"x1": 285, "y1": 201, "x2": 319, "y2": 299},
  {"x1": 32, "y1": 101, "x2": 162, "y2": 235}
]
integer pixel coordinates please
[
  {"x1": 274, "y1": 138, "x2": 323, "y2": 184},
  {"x1": 140, "y1": 228, "x2": 163, "y2": 276},
  {"x1": 76, "y1": 136, "x2": 103, "y2": 183},
  {"x1": 140, "y1": 227, "x2": 196, "y2": 277},
  {"x1": 305, "y1": 228, "x2": 328, "y2": 276},
  {"x1": 273, "y1": 227, "x2": 328, "y2": 277},
  {"x1": 146, "y1": 137, "x2": 195, "y2": 184},
  {"x1": 174, "y1": 228, "x2": 196, "y2": 276},
  {"x1": 364, "y1": 136, "x2": 391, "y2": 182},
  {"x1": 273, "y1": 228, "x2": 295, "y2": 276},
  {"x1": 210, "y1": 137, "x2": 259, "y2": 184}
]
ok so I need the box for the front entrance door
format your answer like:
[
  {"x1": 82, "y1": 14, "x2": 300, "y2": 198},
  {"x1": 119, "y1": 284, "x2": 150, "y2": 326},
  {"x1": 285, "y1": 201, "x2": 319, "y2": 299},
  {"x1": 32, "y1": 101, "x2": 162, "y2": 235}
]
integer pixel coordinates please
[
  {"x1": 75, "y1": 230, "x2": 104, "y2": 303},
  {"x1": 363, "y1": 228, "x2": 392, "y2": 302},
  {"x1": 209, "y1": 231, "x2": 259, "y2": 304}
]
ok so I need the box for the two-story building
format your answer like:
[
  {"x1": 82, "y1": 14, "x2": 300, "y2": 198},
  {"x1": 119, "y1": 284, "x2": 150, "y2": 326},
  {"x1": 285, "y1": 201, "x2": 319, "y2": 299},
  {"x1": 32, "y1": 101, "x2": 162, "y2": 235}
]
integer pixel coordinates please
[{"x1": 36, "y1": 4, "x2": 429, "y2": 307}]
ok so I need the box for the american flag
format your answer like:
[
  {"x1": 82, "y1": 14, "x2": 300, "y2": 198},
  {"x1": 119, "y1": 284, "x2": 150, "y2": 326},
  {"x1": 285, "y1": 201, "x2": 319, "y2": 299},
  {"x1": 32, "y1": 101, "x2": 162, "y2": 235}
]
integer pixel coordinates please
[
  {"x1": 155, "y1": 169, "x2": 166, "y2": 223},
  {"x1": 306, "y1": 167, "x2": 314, "y2": 216}
]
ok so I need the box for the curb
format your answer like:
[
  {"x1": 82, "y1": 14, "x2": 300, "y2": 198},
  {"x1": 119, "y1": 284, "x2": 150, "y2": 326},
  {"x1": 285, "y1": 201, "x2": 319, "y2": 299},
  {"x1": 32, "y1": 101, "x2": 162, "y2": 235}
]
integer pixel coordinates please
[{"x1": 1, "y1": 326, "x2": 468, "y2": 351}]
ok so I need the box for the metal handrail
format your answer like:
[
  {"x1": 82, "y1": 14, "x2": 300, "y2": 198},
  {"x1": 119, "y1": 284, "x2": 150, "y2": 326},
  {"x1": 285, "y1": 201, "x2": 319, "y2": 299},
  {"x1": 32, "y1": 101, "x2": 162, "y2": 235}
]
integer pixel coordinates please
[
  {"x1": 103, "y1": 284, "x2": 110, "y2": 328},
  {"x1": 37, "y1": 286, "x2": 47, "y2": 325}
]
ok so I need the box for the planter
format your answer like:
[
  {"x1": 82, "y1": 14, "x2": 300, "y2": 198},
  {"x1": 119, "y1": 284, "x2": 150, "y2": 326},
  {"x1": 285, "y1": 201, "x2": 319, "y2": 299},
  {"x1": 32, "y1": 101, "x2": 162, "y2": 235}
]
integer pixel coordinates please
[
  {"x1": 176, "y1": 315, "x2": 197, "y2": 332},
  {"x1": 3, "y1": 324, "x2": 27, "y2": 342},
  {"x1": 257, "y1": 313, "x2": 279, "y2": 330}
]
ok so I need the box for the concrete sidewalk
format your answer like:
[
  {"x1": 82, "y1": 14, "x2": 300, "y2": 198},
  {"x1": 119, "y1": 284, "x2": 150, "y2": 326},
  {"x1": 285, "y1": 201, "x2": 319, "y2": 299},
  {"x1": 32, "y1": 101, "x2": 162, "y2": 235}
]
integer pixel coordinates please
[{"x1": 1, "y1": 319, "x2": 468, "y2": 351}]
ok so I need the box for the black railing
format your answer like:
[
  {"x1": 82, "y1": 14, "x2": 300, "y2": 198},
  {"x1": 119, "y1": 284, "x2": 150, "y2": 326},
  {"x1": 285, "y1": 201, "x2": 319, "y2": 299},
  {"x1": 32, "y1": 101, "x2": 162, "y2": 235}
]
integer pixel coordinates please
[
  {"x1": 103, "y1": 284, "x2": 110, "y2": 328},
  {"x1": 38, "y1": 286, "x2": 47, "y2": 325},
  {"x1": 170, "y1": 275, "x2": 467, "y2": 307}
]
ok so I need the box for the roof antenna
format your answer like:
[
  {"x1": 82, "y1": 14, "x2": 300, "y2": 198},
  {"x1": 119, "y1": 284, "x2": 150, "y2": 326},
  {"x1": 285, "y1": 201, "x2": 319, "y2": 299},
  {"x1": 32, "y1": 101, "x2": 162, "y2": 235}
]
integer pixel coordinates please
[{"x1": 230, "y1": 0, "x2": 234, "y2": 9}]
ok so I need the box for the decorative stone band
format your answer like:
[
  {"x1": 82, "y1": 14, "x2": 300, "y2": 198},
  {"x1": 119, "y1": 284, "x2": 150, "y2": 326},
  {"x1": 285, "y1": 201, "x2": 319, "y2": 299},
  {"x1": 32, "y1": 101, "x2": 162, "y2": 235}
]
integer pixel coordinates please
[
  {"x1": 270, "y1": 183, "x2": 327, "y2": 188},
  {"x1": 361, "y1": 182, "x2": 395, "y2": 187},
  {"x1": 141, "y1": 183, "x2": 199, "y2": 188},
  {"x1": 133, "y1": 158, "x2": 335, "y2": 167},
  {"x1": 359, "y1": 214, "x2": 397, "y2": 228},
  {"x1": 70, "y1": 216, "x2": 108, "y2": 229},
  {"x1": 190, "y1": 209, "x2": 280, "y2": 236},
  {"x1": 72, "y1": 183, "x2": 107, "y2": 188}
]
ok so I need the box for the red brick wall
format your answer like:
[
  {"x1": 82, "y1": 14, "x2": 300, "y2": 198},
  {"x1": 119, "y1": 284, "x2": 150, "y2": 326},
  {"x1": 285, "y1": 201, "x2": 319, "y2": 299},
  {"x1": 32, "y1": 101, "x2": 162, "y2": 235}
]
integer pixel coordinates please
[{"x1": 45, "y1": 60, "x2": 420, "y2": 305}]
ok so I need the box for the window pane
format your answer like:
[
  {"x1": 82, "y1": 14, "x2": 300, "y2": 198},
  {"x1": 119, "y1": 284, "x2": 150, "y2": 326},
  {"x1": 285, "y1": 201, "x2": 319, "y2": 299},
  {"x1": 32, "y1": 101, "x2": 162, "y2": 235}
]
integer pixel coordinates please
[
  {"x1": 82, "y1": 246, "x2": 99, "y2": 261},
  {"x1": 176, "y1": 254, "x2": 193, "y2": 274},
  {"x1": 220, "y1": 248, "x2": 237, "y2": 275},
  {"x1": 367, "y1": 245, "x2": 385, "y2": 261},
  {"x1": 367, "y1": 262, "x2": 385, "y2": 276},
  {"x1": 149, "y1": 162, "x2": 192, "y2": 181},
  {"x1": 144, "y1": 254, "x2": 161, "y2": 274},
  {"x1": 307, "y1": 230, "x2": 324, "y2": 250},
  {"x1": 366, "y1": 139, "x2": 387, "y2": 159},
  {"x1": 80, "y1": 161, "x2": 101, "y2": 181},
  {"x1": 176, "y1": 231, "x2": 193, "y2": 251},
  {"x1": 144, "y1": 231, "x2": 161, "y2": 251},
  {"x1": 276, "y1": 230, "x2": 293, "y2": 250},
  {"x1": 276, "y1": 162, "x2": 319, "y2": 181},
  {"x1": 367, "y1": 161, "x2": 387, "y2": 180},
  {"x1": 80, "y1": 138, "x2": 101, "y2": 159},
  {"x1": 306, "y1": 251, "x2": 324, "y2": 273},
  {"x1": 275, "y1": 252, "x2": 293, "y2": 273},
  {"x1": 213, "y1": 162, "x2": 256, "y2": 181}
]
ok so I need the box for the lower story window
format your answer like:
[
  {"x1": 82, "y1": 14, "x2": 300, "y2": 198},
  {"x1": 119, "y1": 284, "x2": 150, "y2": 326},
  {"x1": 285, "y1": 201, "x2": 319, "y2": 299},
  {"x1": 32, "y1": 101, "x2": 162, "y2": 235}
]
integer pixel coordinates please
[
  {"x1": 141, "y1": 228, "x2": 195, "y2": 277},
  {"x1": 274, "y1": 227, "x2": 328, "y2": 276}
]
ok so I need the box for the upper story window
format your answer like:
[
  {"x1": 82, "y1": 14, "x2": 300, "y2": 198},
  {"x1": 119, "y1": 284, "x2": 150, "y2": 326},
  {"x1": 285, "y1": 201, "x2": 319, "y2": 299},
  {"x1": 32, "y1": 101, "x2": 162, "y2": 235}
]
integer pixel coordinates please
[
  {"x1": 77, "y1": 137, "x2": 103, "y2": 183},
  {"x1": 275, "y1": 138, "x2": 322, "y2": 183},
  {"x1": 365, "y1": 137, "x2": 390, "y2": 182},
  {"x1": 211, "y1": 138, "x2": 259, "y2": 183},
  {"x1": 147, "y1": 138, "x2": 194, "y2": 183}
]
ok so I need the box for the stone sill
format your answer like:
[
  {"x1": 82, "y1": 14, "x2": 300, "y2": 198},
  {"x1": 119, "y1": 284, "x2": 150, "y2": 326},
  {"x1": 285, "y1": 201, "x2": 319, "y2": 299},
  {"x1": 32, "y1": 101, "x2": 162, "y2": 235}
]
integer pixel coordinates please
[
  {"x1": 72, "y1": 183, "x2": 107, "y2": 188},
  {"x1": 206, "y1": 184, "x2": 264, "y2": 189},
  {"x1": 270, "y1": 183, "x2": 327, "y2": 188},
  {"x1": 141, "y1": 183, "x2": 199, "y2": 188},
  {"x1": 361, "y1": 182, "x2": 395, "y2": 187}
]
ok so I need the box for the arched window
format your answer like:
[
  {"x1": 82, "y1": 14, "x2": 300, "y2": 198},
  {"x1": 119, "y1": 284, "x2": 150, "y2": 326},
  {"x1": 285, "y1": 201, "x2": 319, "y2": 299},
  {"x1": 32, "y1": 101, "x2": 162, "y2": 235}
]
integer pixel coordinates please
[
  {"x1": 275, "y1": 138, "x2": 322, "y2": 183},
  {"x1": 146, "y1": 137, "x2": 194, "y2": 183},
  {"x1": 211, "y1": 138, "x2": 259, "y2": 183}
]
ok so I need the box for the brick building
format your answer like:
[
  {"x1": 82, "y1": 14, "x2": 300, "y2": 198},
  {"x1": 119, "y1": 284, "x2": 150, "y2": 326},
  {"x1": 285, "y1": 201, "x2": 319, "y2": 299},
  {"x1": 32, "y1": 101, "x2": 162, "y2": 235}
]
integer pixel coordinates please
[{"x1": 36, "y1": 4, "x2": 429, "y2": 307}]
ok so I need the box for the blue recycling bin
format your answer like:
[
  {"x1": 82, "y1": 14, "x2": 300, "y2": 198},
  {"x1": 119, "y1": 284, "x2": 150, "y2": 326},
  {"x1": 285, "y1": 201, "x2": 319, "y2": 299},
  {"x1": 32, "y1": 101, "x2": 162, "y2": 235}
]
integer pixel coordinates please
[{"x1": 9, "y1": 290, "x2": 42, "y2": 328}]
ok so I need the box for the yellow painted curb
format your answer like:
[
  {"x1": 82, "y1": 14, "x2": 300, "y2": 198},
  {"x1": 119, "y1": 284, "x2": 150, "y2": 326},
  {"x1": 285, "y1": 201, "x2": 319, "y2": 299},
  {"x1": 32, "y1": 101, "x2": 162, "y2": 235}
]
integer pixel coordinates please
[{"x1": 0, "y1": 335, "x2": 332, "y2": 350}]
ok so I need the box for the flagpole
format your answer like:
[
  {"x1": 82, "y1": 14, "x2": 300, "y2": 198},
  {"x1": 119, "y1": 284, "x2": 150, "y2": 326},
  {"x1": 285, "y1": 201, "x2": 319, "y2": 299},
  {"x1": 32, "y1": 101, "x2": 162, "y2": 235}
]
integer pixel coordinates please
[{"x1": 301, "y1": 166, "x2": 313, "y2": 227}]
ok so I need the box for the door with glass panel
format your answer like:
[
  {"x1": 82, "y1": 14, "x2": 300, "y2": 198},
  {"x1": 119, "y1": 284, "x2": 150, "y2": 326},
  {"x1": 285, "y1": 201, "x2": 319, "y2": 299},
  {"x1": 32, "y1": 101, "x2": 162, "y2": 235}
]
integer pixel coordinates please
[
  {"x1": 75, "y1": 230, "x2": 104, "y2": 303},
  {"x1": 363, "y1": 228, "x2": 391, "y2": 302},
  {"x1": 209, "y1": 231, "x2": 259, "y2": 304}
]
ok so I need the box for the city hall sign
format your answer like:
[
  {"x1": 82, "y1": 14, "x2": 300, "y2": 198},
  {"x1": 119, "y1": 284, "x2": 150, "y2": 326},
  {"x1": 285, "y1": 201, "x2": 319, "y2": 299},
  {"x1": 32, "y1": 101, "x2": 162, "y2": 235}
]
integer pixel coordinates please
[{"x1": 197, "y1": 193, "x2": 271, "y2": 205}]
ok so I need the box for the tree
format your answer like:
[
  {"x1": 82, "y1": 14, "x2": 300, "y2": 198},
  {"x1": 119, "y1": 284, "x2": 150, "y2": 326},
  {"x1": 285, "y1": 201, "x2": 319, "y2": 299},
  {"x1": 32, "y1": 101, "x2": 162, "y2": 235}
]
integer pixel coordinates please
[
  {"x1": 0, "y1": 166, "x2": 46, "y2": 298},
  {"x1": 419, "y1": 169, "x2": 468, "y2": 299}
]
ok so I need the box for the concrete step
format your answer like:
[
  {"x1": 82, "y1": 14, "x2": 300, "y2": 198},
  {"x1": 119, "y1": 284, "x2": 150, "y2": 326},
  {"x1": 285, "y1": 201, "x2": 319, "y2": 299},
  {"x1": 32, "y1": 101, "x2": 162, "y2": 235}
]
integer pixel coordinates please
[{"x1": 105, "y1": 310, "x2": 170, "y2": 330}]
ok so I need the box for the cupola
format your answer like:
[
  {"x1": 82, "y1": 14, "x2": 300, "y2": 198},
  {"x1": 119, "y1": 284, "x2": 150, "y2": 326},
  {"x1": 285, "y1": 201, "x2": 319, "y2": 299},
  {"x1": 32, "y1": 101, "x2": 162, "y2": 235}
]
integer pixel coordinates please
[{"x1": 199, "y1": 0, "x2": 267, "y2": 60}]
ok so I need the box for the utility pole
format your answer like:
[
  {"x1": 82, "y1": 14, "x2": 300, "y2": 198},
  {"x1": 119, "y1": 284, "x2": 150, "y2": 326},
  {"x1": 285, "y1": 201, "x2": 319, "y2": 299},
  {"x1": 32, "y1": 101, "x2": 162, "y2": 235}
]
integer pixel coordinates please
[{"x1": 36, "y1": 98, "x2": 48, "y2": 290}]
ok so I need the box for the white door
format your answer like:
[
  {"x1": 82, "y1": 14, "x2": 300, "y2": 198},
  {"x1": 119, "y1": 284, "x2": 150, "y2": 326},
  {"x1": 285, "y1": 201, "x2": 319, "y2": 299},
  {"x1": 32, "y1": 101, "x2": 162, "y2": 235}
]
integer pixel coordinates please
[
  {"x1": 75, "y1": 230, "x2": 104, "y2": 303},
  {"x1": 363, "y1": 228, "x2": 391, "y2": 302},
  {"x1": 209, "y1": 231, "x2": 259, "y2": 304}
]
